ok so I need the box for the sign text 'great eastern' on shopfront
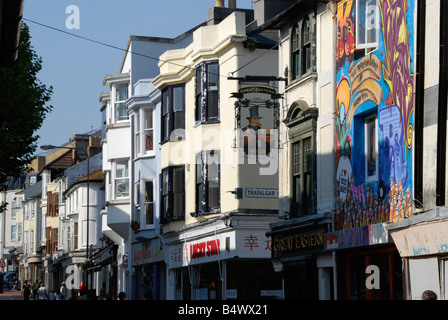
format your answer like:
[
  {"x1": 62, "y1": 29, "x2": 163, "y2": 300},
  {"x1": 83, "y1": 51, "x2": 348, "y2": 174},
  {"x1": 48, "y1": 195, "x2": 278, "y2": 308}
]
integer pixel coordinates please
[
  {"x1": 190, "y1": 239, "x2": 221, "y2": 260},
  {"x1": 272, "y1": 230, "x2": 325, "y2": 258}
]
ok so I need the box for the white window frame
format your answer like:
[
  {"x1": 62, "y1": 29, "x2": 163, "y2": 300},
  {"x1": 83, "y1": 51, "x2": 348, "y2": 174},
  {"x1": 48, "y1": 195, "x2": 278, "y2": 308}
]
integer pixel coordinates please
[
  {"x1": 17, "y1": 223, "x2": 22, "y2": 242},
  {"x1": 114, "y1": 82, "x2": 129, "y2": 122},
  {"x1": 356, "y1": 0, "x2": 379, "y2": 50},
  {"x1": 11, "y1": 225, "x2": 16, "y2": 241},
  {"x1": 143, "y1": 108, "x2": 154, "y2": 154},
  {"x1": 113, "y1": 159, "x2": 129, "y2": 199},
  {"x1": 134, "y1": 108, "x2": 155, "y2": 158},
  {"x1": 134, "y1": 111, "x2": 141, "y2": 157},
  {"x1": 365, "y1": 115, "x2": 378, "y2": 182}
]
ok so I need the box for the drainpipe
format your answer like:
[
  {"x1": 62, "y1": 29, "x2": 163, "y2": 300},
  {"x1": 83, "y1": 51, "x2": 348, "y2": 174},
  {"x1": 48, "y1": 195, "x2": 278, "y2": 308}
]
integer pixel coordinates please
[{"x1": 0, "y1": 0, "x2": 24, "y2": 66}]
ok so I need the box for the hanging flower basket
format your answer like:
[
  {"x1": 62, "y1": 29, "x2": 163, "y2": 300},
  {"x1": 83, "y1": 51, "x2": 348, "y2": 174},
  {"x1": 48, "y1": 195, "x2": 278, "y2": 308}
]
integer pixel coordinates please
[{"x1": 130, "y1": 221, "x2": 140, "y2": 231}]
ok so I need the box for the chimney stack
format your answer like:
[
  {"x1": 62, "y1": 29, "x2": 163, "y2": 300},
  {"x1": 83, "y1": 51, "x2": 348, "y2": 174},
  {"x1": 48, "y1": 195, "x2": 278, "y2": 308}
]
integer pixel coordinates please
[
  {"x1": 229, "y1": 0, "x2": 236, "y2": 8},
  {"x1": 215, "y1": 0, "x2": 224, "y2": 7}
]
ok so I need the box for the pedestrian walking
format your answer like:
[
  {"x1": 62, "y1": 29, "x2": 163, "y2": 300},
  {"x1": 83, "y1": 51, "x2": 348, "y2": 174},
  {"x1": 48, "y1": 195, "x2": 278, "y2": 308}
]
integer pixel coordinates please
[
  {"x1": 37, "y1": 283, "x2": 48, "y2": 300},
  {"x1": 59, "y1": 282, "x2": 67, "y2": 300},
  {"x1": 32, "y1": 280, "x2": 40, "y2": 300},
  {"x1": 22, "y1": 281, "x2": 31, "y2": 300},
  {"x1": 117, "y1": 292, "x2": 127, "y2": 300},
  {"x1": 422, "y1": 290, "x2": 437, "y2": 300}
]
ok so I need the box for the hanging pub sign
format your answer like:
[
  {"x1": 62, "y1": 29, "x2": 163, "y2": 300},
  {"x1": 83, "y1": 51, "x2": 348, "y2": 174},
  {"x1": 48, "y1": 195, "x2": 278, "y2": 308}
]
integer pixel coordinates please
[{"x1": 229, "y1": 76, "x2": 283, "y2": 161}]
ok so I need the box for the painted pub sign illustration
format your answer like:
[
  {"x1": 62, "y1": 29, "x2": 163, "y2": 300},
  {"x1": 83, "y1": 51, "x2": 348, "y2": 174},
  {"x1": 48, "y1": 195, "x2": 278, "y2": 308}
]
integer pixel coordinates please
[
  {"x1": 335, "y1": 0, "x2": 415, "y2": 231},
  {"x1": 230, "y1": 76, "x2": 283, "y2": 162}
]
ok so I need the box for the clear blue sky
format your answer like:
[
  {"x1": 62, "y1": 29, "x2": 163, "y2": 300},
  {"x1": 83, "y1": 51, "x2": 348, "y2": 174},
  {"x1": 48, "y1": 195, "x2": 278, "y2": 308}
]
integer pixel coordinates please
[{"x1": 24, "y1": 0, "x2": 253, "y2": 155}]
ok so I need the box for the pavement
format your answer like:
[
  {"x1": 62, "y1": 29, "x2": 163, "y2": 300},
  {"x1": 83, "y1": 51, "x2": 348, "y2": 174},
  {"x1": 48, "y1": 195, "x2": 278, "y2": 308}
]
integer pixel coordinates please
[{"x1": 0, "y1": 287, "x2": 24, "y2": 300}]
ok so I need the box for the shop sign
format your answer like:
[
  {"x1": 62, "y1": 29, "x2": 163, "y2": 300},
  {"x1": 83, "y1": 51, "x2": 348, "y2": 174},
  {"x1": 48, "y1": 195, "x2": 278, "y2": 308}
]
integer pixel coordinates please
[
  {"x1": 324, "y1": 223, "x2": 389, "y2": 250},
  {"x1": 390, "y1": 220, "x2": 448, "y2": 257},
  {"x1": 190, "y1": 239, "x2": 221, "y2": 260},
  {"x1": 245, "y1": 188, "x2": 278, "y2": 198},
  {"x1": 272, "y1": 229, "x2": 325, "y2": 259},
  {"x1": 168, "y1": 229, "x2": 273, "y2": 269},
  {"x1": 132, "y1": 238, "x2": 163, "y2": 266}
]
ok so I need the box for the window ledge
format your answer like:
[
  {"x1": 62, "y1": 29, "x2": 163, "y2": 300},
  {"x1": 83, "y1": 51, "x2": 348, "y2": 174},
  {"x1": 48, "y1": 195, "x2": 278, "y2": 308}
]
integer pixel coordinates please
[
  {"x1": 286, "y1": 72, "x2": 317, "y2": 91},
  {"x1": 106, "y1": 198, "x2": 130, "y2": 206},
  {"x1": 105, "y1": 121, "x2": 130, "y2": 131}
]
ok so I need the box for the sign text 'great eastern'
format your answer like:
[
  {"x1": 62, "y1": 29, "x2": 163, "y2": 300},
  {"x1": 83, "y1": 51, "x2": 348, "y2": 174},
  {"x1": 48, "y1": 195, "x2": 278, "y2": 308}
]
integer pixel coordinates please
[{"x1": 272, "y1": 230, "x2": 324, "y2": 258}]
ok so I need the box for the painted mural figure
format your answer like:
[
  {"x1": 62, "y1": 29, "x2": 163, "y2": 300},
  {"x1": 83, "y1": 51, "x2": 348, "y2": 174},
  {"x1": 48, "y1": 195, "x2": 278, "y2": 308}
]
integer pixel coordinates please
[{"x1": 335, "y1": 0, "x2": 415, "y2": 231}]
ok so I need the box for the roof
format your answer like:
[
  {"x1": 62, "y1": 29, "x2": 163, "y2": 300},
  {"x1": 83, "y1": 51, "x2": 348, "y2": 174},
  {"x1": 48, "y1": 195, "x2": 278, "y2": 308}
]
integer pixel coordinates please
[
  {"x1": 22, "y1": 180, "x2": 42, "y2": 200},
  {"x1": 259, "y1": 0, "x2": 328, "y2": 31},
  {"x1": 64, "y1": 169, "x2": 103, "y2": 195}
]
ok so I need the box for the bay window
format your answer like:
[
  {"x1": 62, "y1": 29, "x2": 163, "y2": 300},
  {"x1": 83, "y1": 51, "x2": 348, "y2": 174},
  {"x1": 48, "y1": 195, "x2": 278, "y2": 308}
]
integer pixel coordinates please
[
  {"x1": 114, "y1": 159, "x2": 129, "y2": 198},
  {"x1": 144, "y1": 180, "x2": 154, "y2": 225},
  {"x1": 115, "y1": 82, "x2": 129, "y2": 121},
  {"x1": 195, "y1": 61, "x2": 219, "y2": 123},
  {"x1": 135, "y1": 108, "x2": 154, "y2": 157},
  {"x1": 195, "y1": 150, "x2": 220, "y2": 215},
  {"x1": 162, "y1": 85, "x2": 185, "y2": 142},
  {"x1": 161, "y1": 166, "x2": 185, "y2": 222}
]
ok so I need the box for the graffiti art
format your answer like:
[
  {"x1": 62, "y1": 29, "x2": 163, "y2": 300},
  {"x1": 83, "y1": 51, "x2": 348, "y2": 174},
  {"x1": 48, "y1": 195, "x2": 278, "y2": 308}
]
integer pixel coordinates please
[{"x1": 335, "y1": 0, "x2": 414, "y2": 231}]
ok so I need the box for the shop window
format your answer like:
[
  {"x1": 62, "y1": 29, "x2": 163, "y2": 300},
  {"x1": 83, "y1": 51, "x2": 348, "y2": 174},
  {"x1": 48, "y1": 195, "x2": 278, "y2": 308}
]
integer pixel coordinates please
[
  {"x1": 195, "y1": 61, "x2": 219, "y2": 124},
  {"x1": 339, "y1": 248, "x2": 403, "y2": 300},
  {"x1": 161, "y1": 166, "x2": 185, "y2": 222},
  {"x1": 195, "y1": 150, "x2": 220, "y2": 216}
]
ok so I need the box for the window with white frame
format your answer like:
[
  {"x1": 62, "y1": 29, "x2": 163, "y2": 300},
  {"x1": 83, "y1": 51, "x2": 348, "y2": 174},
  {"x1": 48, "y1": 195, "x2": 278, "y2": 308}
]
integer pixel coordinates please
[
  {"x1": 365, "y1": 115, "x2": 378, "y2": 182},
  {"x1": 135, "y1": 109, "x2": 154, "y2": 157},
  {"x1": 143, "y1": 109, "x2": 154, "y2": 153},
  {"x1": 115, "y1": 82, "x2": 129, "y2": 121},
  {"x1": 114, "y1": 160, "x2": 129, "y2": 198},
  {"x1": 17, "y1": 223, "x2": 22, "y2": 242},
  {"x1": 30, "y1": 229, "x2": 35, "y2": 254},
  {"x1": 144, "y1": 180, "x2": 154, "y2": 225},
  {"x1": 135, "y1": 111, "x2": 141, "y2": 156},
  {"x1": 11, "y1": 225, "x2": 16, "y2": 241},
  {"x1": 356, "y1": 0, "x2": 379, "y2": 50}
]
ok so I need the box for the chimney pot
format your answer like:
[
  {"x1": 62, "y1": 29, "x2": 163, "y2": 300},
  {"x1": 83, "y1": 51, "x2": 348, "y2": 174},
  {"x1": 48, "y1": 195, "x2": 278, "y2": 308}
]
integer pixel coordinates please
[
  {"x1": 229, "y1": 0, "x2": 236, "y2": 8},
  {"x1": 215, "y1": 0, "x2": 224, "y2": 7}
]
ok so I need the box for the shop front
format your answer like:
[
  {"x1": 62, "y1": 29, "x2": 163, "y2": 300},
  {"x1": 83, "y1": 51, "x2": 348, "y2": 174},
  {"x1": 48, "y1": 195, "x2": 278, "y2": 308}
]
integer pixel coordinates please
[
  {"x1": 388, "y1": 214, "x2": 448, "y2": 300},
  {"x1": 268, "y1": 221, "x2": 333, "y2": 300},
  {"x1": 131, "y1": 237, "x2": 165, "y2": 300},
  {"x1": 324, "y1": 223, "x2": 403, "y2": 300},
  {"x1": 167, "y1": 224, "x2": 282, "y2": 300}
]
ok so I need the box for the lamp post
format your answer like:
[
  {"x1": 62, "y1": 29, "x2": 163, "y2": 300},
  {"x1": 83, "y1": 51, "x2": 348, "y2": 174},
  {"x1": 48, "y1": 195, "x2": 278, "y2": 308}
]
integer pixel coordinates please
[{"x1": 40, "y1": 144, "x2": 91, "y2": 293}]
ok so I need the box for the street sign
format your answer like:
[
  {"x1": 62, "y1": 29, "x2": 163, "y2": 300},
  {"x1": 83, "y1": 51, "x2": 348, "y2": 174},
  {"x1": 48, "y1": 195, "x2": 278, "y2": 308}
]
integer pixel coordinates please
[{"x1": 0, "y1": 259, "x2": 6, "y2": 268}]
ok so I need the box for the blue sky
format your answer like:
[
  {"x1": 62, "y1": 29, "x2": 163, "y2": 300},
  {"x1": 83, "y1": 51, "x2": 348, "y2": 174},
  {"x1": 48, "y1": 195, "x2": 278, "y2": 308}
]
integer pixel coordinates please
[{"x1": 24, "y1": 0, "x2": 253, "y2": 155}]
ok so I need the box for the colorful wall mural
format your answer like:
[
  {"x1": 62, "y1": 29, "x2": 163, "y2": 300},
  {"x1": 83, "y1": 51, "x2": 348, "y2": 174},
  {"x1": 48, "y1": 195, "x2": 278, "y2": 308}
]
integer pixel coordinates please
[{"x1": 335, "y1": 0, "x2": 415, "y2": 231}]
